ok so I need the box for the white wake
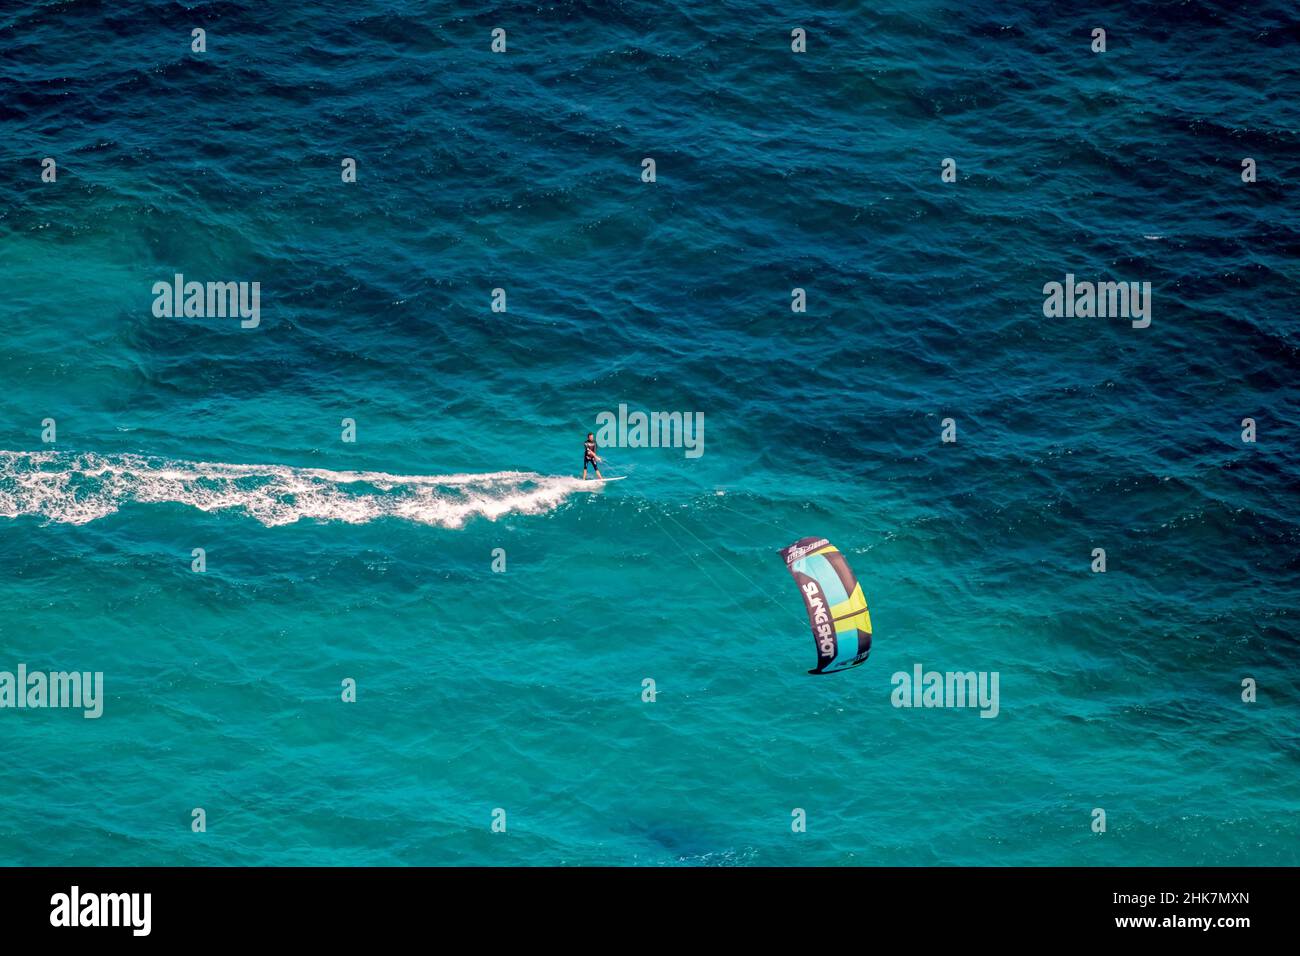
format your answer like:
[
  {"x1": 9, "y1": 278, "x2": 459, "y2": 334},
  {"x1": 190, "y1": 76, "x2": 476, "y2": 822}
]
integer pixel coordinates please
[{"x1": 0, "y1": 450, "x2": 590, "y2": 527}]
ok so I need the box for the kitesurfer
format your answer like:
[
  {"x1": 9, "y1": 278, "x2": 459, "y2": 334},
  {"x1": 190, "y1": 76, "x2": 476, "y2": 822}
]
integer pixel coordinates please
[{"x1": 582, "y1": 432, "x2": 603, "y2": 480}]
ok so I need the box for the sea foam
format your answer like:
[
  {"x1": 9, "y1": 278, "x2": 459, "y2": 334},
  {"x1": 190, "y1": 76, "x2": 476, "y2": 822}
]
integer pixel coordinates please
[{"x1": 0, "y1": 450, "x2": 587, "y2": 527}]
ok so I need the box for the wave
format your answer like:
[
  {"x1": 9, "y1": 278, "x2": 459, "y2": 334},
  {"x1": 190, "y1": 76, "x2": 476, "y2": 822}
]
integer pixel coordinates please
[{"x1": 0, "y1": 450, "x2": 588, "y2": 527}]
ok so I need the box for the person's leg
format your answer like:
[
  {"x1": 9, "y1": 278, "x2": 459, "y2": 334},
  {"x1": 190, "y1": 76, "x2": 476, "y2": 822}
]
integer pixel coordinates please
[{"x1": 594, "y1": 465, "x2": 603, "y2": 479}]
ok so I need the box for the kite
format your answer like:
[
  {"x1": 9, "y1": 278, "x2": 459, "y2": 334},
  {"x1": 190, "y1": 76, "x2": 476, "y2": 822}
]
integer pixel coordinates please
[{"x1": 779, "y1": 537, "x2": 872, "y2": 674}]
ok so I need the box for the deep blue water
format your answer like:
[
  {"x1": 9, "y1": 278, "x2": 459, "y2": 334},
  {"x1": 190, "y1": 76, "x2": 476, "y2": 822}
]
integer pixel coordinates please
[{"x1": 0, "y1": 0, "x2": 1297, "y2": 866}]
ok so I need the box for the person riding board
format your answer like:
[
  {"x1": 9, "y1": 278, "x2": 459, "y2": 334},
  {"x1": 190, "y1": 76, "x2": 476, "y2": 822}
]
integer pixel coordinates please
[{"x1": 582, "y1": 432, "x2": 603, "y2": 480}]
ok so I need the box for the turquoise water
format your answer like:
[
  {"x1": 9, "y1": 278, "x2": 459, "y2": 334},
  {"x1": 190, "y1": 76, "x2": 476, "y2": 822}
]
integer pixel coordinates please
[{"x1": 1, "y1": 0, "x2": 1297, "y2": 866}]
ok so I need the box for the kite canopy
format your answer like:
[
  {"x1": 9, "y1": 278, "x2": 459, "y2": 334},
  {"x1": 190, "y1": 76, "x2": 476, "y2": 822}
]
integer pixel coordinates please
[{"x1": 779, "y1": 537, "x2": 872, "y2": 675}]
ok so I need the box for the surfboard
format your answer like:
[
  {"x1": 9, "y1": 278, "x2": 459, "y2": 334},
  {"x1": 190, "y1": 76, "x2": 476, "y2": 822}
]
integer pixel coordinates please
[{"x1": 582, "y1": 476, "x2": 626, "y2": 483}]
